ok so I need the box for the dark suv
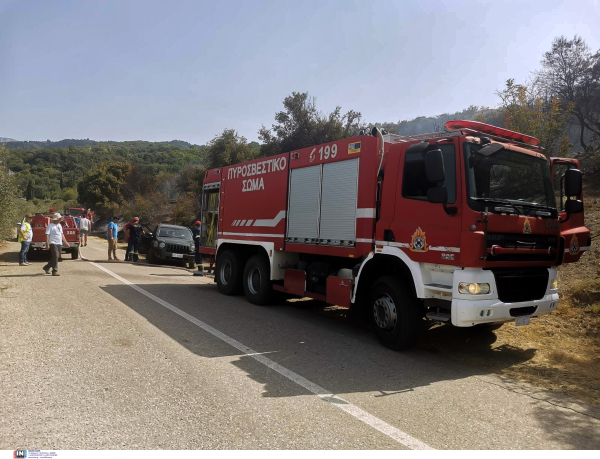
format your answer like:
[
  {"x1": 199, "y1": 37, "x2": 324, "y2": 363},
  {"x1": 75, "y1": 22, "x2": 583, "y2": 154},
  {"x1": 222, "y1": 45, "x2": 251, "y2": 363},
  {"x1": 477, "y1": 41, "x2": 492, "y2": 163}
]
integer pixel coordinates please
[{"x1": 141, "y1": 224, "x2": 196, "y2": 268}]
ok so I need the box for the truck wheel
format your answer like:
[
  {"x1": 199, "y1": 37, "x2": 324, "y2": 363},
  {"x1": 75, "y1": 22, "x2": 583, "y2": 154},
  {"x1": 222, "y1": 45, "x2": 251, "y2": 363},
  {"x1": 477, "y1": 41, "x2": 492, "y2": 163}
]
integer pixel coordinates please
[
  {"x1": 369, "y1": 276, "x2": 421, "y2": 350},
  {"x1": 188, "y1": 261, "x2": 196, "y2": 269},
  {"x1": 71, "y1": 247, "x2": 79, "y2": 260},
  {"x1": 216, "y1": 250, "x2": 243, "y2": 295},
  {"x1": 243, "y1": 255, "x2": 273, "y2": 305}
]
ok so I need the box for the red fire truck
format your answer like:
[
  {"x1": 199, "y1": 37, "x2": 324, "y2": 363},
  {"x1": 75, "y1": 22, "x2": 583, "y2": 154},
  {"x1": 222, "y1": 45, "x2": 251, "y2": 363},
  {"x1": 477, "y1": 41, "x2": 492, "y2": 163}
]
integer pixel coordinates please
[
  {"x1": 198, "y1": 120, "x2": 590, "y2": 349},
  {"x1": 29, "y1": 213, "x2": 81, "y2": 259}
]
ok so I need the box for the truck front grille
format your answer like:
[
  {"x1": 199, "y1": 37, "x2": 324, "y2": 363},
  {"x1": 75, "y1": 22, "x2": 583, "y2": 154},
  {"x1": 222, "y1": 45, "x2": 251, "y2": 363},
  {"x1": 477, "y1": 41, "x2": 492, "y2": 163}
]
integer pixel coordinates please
[
  {"x1": 491, "y1": 268, "x2": 549, "y2": 303},
  {"x1": 166, "y1": 243, "x2": 190, "y2": 254},
  {"x1": 486, "y1": 232, "x2": 557, "y2": 262}
]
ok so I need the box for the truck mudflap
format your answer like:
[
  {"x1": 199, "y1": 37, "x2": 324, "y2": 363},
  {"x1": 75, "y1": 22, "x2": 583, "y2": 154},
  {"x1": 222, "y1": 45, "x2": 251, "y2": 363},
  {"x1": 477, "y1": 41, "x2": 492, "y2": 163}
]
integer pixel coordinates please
[{"x1": 451, "y1": 293, "x2": 559, "y2": 327}]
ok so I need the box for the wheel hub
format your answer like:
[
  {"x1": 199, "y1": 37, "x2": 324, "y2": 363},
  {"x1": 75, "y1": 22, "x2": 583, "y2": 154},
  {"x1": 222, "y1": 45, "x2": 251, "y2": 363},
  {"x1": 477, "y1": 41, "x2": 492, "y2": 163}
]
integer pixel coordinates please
[
  {"x1": 247, "y1": 267, "x2": 261, "y2": 294},
  {"x1": 220, "y1": 260, "x2": 232, "y2": 285},
  {"x1": 373, "y1": 294, "x2": 397, "y2": 331}
]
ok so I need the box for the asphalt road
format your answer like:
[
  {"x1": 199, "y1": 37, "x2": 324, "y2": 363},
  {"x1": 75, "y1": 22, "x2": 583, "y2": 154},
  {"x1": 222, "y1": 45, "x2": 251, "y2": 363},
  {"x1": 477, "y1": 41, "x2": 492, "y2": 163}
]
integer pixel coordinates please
[{"x1": 1, "y1": 237, "x2": 599, "y2": 449}]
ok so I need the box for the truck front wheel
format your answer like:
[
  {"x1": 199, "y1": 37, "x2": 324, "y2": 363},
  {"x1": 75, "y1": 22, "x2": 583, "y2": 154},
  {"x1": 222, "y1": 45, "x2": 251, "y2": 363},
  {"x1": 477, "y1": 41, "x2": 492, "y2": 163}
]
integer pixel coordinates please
[
  {"x1": 369, "y1": 276, "x2": 421, "y2": 350},
  {"x1": 216, "y1": 250, "x2": 243, "y2": 295},
  {"x1": 243, "y1": 255, "x2": 273, "y2": 305}
]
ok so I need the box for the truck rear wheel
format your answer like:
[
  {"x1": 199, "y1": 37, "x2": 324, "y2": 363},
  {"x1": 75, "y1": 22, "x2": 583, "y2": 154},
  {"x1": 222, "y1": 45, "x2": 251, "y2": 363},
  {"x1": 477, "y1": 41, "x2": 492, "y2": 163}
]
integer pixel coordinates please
[
  {"x1": 216, "y1": 250, "x2": 243, "y2": 295},
  {"x1": 369, "y1": 276, "x2": 421, "y2": 350},
  {"x1": 71, "y1": 247, "x2": 79, "y2": 260},
  {"x1": 243, "y1": 255, "x2": 273, "y2": 305}
]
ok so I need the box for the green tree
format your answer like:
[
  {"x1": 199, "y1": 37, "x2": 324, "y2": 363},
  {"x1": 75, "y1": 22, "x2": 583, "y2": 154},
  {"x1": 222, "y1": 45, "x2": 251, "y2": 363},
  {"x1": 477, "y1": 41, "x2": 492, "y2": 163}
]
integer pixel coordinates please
[
  {"x1": 77, "y1": 161, "x2": 132, "y2": 217},
  {"x1": 496, "y1": 79, "x2": 572, "y2": 157},
  {"x1": 0, "y1": 145, "x2": 20, "y2": 240},
  {"x1": 258, "y1": 91, "x2": 363, "y2": 157},
  {"x1": 175, "y1": 164, "x2": 206, "y2": 196},
  {"x1": 204, "y1": 129, "x2": 258, "y2": 169},
  {"x1": 535, "y1": 35, "x2": 600, "y2": 149},
  {"x1": 25, "y1": 179, "x2": 34, "y2": 201}
]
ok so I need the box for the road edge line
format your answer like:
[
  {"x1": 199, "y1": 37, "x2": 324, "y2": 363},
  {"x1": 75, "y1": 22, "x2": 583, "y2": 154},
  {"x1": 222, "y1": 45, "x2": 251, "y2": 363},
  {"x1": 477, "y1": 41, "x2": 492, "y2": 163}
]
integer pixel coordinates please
[{"x1": 89, "y1": 261, "x2": 434, "y2": 450}]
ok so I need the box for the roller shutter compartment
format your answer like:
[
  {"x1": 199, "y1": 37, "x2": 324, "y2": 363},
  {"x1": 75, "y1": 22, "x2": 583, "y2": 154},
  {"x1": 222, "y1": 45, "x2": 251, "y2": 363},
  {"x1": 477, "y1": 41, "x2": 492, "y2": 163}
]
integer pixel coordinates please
[
  {"x1": 319, "y1": 158, "x2": 358, "y2": 245},
  {"x1": 286, "y1": 164, "x2": 322, "y2": 242}
]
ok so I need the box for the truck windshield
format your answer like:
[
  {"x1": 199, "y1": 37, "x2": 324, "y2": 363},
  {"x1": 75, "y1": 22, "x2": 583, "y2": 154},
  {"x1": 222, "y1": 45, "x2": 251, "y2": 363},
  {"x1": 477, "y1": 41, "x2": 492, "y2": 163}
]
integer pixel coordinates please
[
  {"x1": 463, "y1": 142, "x2": 556, "y2": 211},
  {"x1": 158, "y1": 227, "x2": 192, "y2": 239}
]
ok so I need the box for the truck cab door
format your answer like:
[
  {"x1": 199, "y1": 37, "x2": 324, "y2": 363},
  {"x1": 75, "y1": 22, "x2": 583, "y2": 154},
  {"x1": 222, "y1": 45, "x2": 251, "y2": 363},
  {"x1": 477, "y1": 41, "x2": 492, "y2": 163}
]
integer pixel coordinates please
[{"x1": 550, "y1": 157, "x2": 590, "y2": 263}]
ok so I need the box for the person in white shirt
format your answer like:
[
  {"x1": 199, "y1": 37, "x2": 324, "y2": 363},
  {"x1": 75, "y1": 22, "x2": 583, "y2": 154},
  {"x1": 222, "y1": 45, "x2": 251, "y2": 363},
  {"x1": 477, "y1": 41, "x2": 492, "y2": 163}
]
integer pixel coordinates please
[
  {"x1": 79, "y1": 216, "x2": 91, "y2": 246},
  {"x1": 43, "y1": 213, "x2": 70, "y2": 276}
]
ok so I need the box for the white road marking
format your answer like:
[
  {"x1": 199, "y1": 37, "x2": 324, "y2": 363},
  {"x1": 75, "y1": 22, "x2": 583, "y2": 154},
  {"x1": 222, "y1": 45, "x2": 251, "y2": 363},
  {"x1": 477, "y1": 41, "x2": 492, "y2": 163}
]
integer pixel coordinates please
[{"x1": 90, "y1": 262, "x2": 433, "y2": 450}]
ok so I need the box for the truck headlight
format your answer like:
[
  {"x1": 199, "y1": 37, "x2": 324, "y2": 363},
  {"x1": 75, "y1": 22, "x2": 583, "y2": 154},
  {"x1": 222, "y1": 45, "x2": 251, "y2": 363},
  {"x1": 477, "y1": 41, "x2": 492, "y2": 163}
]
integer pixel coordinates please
[
  {"x1": 458, "y1": 282, "x2": 490, "y2": 295},
  {"x1": 551, "y1": 278, "x2": 558, "y2": 290}
]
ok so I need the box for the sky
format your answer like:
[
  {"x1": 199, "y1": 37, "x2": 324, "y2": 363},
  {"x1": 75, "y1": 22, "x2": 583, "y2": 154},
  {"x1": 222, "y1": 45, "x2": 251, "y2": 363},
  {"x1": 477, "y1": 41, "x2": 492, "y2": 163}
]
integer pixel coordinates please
[{"x1": 1, "y1": 0, "x2": 599, "y2": 144}]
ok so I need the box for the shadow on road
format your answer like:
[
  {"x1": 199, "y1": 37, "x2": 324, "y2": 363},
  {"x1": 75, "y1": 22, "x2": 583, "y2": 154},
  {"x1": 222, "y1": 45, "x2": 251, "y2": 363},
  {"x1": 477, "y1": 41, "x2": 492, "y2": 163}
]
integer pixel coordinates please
[
  {"x1": 99, "y1": 283, "x2": 528, "y2": 391},
  {"x1": 94, "y1": 282, "x2": 600, "y2": 447}
]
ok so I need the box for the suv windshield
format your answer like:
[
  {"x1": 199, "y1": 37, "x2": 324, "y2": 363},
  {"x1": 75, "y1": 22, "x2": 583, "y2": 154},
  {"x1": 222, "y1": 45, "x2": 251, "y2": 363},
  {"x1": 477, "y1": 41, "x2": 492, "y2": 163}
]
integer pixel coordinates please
[
  {"x1": 158, "y1": 227, "x2": 192, "y2": 239},
  {"x1": 463, "y1": 143, "x2": 556, "y2": 212}
]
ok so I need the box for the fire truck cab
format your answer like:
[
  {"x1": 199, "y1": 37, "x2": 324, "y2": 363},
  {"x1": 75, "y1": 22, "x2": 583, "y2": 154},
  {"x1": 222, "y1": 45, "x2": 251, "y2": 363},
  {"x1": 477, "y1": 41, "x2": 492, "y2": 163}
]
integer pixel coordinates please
[{"x1": 199, "y1": 121, "x2": 590, "y2": 349}]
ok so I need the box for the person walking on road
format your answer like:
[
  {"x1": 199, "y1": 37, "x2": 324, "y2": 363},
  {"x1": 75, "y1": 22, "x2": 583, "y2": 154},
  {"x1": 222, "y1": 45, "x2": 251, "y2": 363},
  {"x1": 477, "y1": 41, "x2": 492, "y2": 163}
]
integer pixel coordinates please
[
  {"x1": 43, "y1": 213, "x2": 70, "y2": 276},
  {"x1": 107, "y1": 216, "x2": 120, "y2": 261},
  {"x1": 126, "y1": 217, "x2": 144, "y2": 262},
  {"x1": 18, "y1": 214, "x2": 33, "y2": 266},
  {"x1": 79, "y1": 214, "x2": 91, "y2": 246},
  {"x1": 193, "y1": 220, "x2": 204, "y2": 276}
]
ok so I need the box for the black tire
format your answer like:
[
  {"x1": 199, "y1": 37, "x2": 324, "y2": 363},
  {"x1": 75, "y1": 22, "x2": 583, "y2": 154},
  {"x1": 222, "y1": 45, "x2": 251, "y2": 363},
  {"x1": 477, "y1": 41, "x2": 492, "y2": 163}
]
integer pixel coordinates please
[
  {"x1": 243, "y1": 254, "x2": 273, "y2": 305},
  {"x1": 188, "y1": 261, "x2": 196, "y2": 269},
  {"x1": 147, "y1": 249, "x2": 156, "y2": 264},
  {"x1": 216, "y1": 250, "x2": 243, "y2": 295},
  {"x1": 369, "y1": 276, "x2": 421, "y2": 350},
  {"x1": 71, "y1": 247, "x2": 79, "y2": 260}
]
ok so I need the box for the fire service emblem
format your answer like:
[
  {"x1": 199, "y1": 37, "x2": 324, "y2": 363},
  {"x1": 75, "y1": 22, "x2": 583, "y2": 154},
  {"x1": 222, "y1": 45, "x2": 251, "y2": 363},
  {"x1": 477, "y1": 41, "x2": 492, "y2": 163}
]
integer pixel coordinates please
[
  {"x1": 523, "y1": 218, "x2": 532, "y2": 234},
  {"x1": 410, "y1": 227, "x2": 429, "y2": 252},
  {"x1": 569, "y1": 234, "x2": 579, "y2": 255}
]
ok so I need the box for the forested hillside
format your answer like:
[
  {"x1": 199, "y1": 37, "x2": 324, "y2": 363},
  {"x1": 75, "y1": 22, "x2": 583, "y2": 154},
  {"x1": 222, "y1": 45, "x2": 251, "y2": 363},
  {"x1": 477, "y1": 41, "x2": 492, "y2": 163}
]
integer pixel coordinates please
[{"x1": 3, "y1": 141, "x2": 207, "y2": 201}]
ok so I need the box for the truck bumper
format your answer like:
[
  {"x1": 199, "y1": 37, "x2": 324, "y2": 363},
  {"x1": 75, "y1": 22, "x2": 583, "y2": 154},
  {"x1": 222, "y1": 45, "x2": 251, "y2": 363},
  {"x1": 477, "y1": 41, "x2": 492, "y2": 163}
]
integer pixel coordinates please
[
  {"x1": 450, "y1": 267, "x2": 559, "y2": 327},
  {"x1": 451, "y1": 293, "x2": 559, "y2": 327}
]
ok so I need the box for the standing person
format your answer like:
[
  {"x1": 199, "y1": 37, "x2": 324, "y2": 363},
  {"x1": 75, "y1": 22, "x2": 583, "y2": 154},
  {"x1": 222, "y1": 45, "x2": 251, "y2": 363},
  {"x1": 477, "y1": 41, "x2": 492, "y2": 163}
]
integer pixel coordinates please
[
  {"x1": 18, "y1": 214, "x2": 33, "y2": 266},
  {"x1": 79, "y1": 214, "x2": 91, "y2": 246},
  {"x1": 126, "y1": 217, "x2": 144, "y2": 262},
  {"x1": 193, "y1": 220, "x2": 204, "y2": 276},
  {"x1": 74, "y1": 215, "x2": 81, "y2": 229},
  {"x1": 107, "y1": 216, "x2": 120, "y2": 261},
  {"x1": 42, "y1": 213, "x2": 70, "y2": 276},
  {"x1": 123, "y1": 219, "x2": 134, "y2": 261}
]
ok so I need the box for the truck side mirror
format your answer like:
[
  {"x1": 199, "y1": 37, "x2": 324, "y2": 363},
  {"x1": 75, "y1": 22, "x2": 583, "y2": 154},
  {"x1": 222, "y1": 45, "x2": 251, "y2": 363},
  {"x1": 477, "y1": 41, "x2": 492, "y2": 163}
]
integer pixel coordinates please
[
  {"x1": 565, "y1": 199, "x2": 583, "y2": 214},
  {"x1": 425, "y1": 149, "x2": 445, "y2": 183},
  {"x1": 564, "y1": 169, "x2": 582, "y2": 197}
]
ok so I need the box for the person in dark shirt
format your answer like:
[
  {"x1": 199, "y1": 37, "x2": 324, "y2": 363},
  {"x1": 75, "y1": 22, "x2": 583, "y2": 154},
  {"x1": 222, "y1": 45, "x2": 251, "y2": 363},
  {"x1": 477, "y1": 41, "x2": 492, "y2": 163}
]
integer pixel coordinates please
[
  {"x1": 193, "y1": 220, "x2": 204, "y2": 276},
  {"x1": 126, "y1": 217, "x2": 145, "y2": 262},
  {"x1": 124, "y1": 220, "x2": 133, "y2": 261}
]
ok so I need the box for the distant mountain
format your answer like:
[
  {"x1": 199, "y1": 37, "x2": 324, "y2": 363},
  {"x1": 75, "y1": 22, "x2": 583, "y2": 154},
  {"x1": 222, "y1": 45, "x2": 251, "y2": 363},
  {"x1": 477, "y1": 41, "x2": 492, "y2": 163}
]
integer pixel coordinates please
[{"x1": 3, "y1": 138, "x2": 200, "y2": 150}]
